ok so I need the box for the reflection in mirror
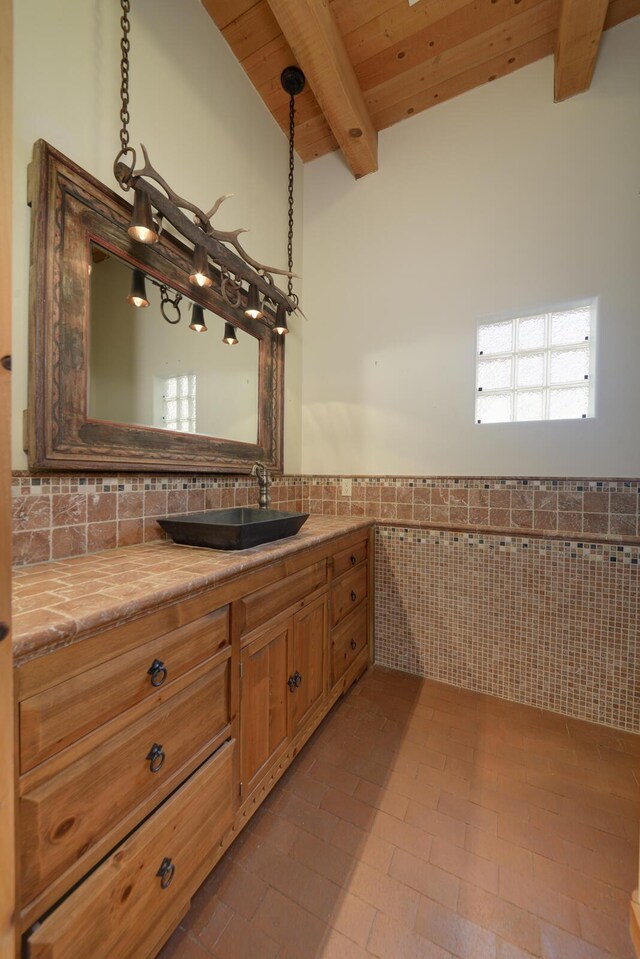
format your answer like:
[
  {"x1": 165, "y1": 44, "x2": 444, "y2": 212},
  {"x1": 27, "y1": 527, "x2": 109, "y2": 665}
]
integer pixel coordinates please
[{"x1": 88, "y1": 245, "x2": 259, "y2": 444}]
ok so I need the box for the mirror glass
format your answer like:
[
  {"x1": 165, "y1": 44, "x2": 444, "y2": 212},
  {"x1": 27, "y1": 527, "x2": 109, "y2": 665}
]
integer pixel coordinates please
[{"x1": 87, "y1": 245, "x2": 259, "y2": 443}]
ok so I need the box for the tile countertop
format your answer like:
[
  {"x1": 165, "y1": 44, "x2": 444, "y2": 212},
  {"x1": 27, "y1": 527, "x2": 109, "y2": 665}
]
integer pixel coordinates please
[{"x1": 12, "y1": 515, "x2": 373, "y2": 668}]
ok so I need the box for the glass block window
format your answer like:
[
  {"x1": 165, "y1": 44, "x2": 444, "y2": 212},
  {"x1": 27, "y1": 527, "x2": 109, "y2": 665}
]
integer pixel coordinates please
[
  {"x1": 161, "y1": 372, "x2": 196, "y2": 432},
  {"x1": 475, "y1": 304, "x2": 594, "y2": 424}
]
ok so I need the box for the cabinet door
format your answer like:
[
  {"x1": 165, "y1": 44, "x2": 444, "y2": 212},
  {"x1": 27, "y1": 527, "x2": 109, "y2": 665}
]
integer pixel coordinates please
[
  {"x1": 240, "y1": 621, "x2": 290, "y2": 796},
  {"x1": 290, "y1": 595, "x2": 327, "y2": 738}
]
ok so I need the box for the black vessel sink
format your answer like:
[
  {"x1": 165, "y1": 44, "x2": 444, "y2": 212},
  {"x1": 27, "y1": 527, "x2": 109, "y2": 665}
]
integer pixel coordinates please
[{"x1": 157, "y1": 508, "x2": 309, "y2": 551}]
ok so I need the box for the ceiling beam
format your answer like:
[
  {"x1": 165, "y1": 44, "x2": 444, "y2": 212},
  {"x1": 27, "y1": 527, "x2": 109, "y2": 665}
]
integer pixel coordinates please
[
  {"x1": 266, "y1": 0, "x2": 378, "y2": 177},
  {"x1": 554, "y1": 0, "x2": 610, "y2": 101}
]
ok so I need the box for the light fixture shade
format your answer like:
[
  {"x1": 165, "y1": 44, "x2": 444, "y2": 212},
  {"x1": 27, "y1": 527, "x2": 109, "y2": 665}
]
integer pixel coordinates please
[
  {"x1": 274, "y1": 303, "x2": 289, "y2": 335},
  {"x1": 189, "y1": 303, "x2": 207, "y2": 333},
  {"x1": 126, "y1": 268, "x2": 150, "y2": 308},
  {"x1": 244, "y1": 283, "x2": 263, "y2": 320},
  {"x1": 128, "y1": 190, "x2": 159, "y2": 244},
  {"x1": 188, "y1": 245, "x2": 213, "y2": 288},
  {"x1": 223, "y1": 322, "x2": 238, "y2": 345}
]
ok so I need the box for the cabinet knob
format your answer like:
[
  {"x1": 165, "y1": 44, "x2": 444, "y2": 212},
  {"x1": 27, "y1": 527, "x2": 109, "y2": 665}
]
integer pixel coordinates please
[
  {"x1": 146, "y1": 742, "x2": 165, "y2": 773},
  {"x1": 288, "y1": 670, "x2": 302, "y2": 692},
  {"x1": 148, "y1": 659, "x2": 168, "y2": 688},
  {"x1": 350, "y1": 639, "x2": 357, "y2": 651},
  {"x1": 157, "y1": 857, "x2": 175, "y2": 889},
  {"x1": 350, "y1": 554, "x2": 357, "y2": 566},
  {"x1": 350, "y1": 591, "x2": 357, "y2": 602}
]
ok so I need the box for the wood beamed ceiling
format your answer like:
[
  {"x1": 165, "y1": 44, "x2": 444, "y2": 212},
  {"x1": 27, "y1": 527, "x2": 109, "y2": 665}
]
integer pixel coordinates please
[{"x1": 202, "y1": 0, "x2": 640, "y2": 177}]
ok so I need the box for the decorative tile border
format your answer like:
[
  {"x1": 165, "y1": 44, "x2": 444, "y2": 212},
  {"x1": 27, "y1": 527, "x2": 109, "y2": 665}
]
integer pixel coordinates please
[
  {"x1": 376, "y1": 526, "x2": 640, "y2": 564},
  {"x1": 374, "y1": 526, "x2": 640, "y2": 732}
]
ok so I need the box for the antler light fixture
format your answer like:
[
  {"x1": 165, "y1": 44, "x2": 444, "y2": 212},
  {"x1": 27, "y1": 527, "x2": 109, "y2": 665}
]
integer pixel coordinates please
[{"x1": 114, "y1": 0, "x2": 305, "y2": 340}]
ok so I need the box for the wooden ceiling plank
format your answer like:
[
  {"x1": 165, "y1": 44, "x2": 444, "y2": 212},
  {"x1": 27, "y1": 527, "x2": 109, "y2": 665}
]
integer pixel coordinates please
[
  {"x1": 340, "y1": 0, "x2": 471, "y2": 66},
  {"x1": 298, "y1": 131, "x2": 340, "y2": 162},
  {"x1": 356, "y1": 0, "x2": 549, "y2": 91},
  {"x1": 270, "y1": 88, "x2": 327, "y2": 128},
  {"x1": 329, "y1": 0, "x2": 405, "y2": 38},
  {"x1": 554, "y1": 0, "x2": 611, "y2": 101},
  {"x1": 242, "y1": 34, "x2": 296, "y2": 99},
  {"x1": 365, "y1": 0, "x2": 560, "y2": 116},
  {"x1": 605, "y1": 0, "x2": 640, "y2": 26},
  {"x1": 266, "y1": 0, "x2": 378, "y2": 176},
  {"x1": 295, "y1": 111, "x2": 338, "y2": 145},
  {"x1": 201, "y1": 0, "x2": 260, "y2": 32},
  {"x1": 372, "y1": 31, "x2": 556, "y2": 130},
  {"x1": 222, "y1": 1, "x2": 282, "y2": 64}
]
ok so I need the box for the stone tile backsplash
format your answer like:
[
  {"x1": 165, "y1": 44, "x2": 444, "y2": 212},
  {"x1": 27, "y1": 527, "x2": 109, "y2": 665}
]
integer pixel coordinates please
[
  {"x1": 300, "y1": 476, "x2": 640, "y2": 539},
  {"x1": 11, "y1": 472, "x2": 303, "y2": 566}
]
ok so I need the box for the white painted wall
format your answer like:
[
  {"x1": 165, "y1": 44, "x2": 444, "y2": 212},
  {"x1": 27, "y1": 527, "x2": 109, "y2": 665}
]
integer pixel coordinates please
[
  {"x1": 301, "y1": 18, "x2": 640, "y2": 477},
  {"x1": 12, "y1": 0, "x2": 303, "y2": 470}
]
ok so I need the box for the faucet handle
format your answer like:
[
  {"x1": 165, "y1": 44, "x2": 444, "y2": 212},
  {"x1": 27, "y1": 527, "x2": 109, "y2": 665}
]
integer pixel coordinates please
[{"x1": 252, "y1": 462, "x2": 271, "y2": 483}]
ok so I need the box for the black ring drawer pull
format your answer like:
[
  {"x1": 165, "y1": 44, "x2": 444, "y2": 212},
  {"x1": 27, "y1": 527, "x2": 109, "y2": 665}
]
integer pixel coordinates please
[
  {"x1": 350, "y1": 554, "x2": 357, "y2": 565},
  {"x1": 350, "y1": 591, "x2": 357, "y2": 602},
  {"x1": 147, "y1": 659, "x2": 168, "y2": 687},
  {"x1": 350, "y1": 639, "x2": 357, "y2": 651},
  {"x1": 146, "y1": 743, "x2": 165, "y2": 773},
  {"x1": 157, "y1": 857, "x2": 175, "y2": 889}
]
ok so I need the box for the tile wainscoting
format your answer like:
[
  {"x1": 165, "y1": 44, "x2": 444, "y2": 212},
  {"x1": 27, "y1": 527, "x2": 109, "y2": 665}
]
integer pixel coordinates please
[
  {"x1": 301, "y1": 476, "x2": 639, "y2": 733},
  {"x1": 375, "y1": 527, "x2": 639, "y2": 732},
  {"x1": 11, "y1": 472, "x2": 640, "y2": 732}
]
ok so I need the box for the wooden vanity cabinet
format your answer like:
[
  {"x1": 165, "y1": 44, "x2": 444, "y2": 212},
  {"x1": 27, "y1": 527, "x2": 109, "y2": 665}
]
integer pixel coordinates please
[{"x1": 17, "y1": 526, "x2": 372, "y2": 959}]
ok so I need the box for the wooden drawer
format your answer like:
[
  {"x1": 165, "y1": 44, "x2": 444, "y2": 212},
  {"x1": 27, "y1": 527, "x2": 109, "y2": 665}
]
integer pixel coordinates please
[
  {"x1": 21, "y1": 658, "x2": 230, "y2": 905},
  {"x1": 331, "y1": 564, "x2": 367, "y2": 629},
  {"x1": 20, "y1": 606, "x2": 229, "y2": 772},
  {"x1": 332, "y1": 538, "x2": 368, "y2": 579},
  {"x1": 239, "y1": 560, "x2": 327, "y2": 634},
  {"x1": 331, "y1": 602, "x2": 368, "y2": 688},
  {"x1": 25, "y1": 739, "x2": 235, "y2": 959}
]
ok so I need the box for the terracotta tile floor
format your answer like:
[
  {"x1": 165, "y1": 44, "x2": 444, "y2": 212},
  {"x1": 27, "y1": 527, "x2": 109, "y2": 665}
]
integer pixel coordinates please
[{"x1": 159, "y1": 666, "x2": 640, "y2": 959}]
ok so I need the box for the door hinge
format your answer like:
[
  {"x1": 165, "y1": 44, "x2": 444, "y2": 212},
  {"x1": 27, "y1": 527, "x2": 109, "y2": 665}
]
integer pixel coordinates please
[
  {"x1": 239, "y1": 781, "x2": 244, "y2": 798},
  {"x1": 240, "y1": 661, "x2": 243, "y2": 679}
]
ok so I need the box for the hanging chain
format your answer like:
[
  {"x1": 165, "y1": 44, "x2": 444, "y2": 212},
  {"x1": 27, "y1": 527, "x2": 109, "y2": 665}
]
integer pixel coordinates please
[
  {"x1": 287, "y1": 92, "x2": 296, "y2": 304},
  {"x1": 119, "y1": 0, "x2": 131, "y2": 156}
]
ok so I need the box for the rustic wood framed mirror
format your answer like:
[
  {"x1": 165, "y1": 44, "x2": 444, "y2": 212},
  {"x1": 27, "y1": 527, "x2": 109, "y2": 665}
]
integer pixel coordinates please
[{"x1": 27, "y1": 140, "x2": 284, "y2": 473}]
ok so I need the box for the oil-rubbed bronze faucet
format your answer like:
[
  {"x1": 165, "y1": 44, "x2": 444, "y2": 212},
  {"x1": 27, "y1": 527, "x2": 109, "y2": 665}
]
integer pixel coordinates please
[{"x1": 251, "y1": 462, "x2": 272, "y2": 509}]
